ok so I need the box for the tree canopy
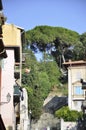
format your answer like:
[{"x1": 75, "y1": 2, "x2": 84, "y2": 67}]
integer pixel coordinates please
[
  {"x1": 26, "y1": 26, "x2": 79, "y2": 48},
  {"x1": 26, "y1": 26, "x2": 80, "y2": 65},
  {"x1": 22, "y1": 49, "x2": 62, "y2": 119},
  {"x1": 55, "y1": 106, "x2": 82, "y2": 121},
  {"x1": 23, "y1": 26, "x2": 86, "y2": 120}
]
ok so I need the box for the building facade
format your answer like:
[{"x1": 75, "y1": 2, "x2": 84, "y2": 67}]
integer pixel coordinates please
[
  {"x1": 1, "y1": 49, "x2": 15, "y2": 129},
  {"x1": 63, "y1": 60, "x2": 86, "y2": 111},
  {"x1": 0, "y1": 23, "x2": 27, "y2": 130},
  {"x1": 0, "y1": 0, "x2": 8, "y2": 128}
]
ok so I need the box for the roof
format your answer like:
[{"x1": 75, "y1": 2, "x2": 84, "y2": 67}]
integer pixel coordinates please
[
  {"x1": 5, "y1": 23, "x2": 25, "y2": 31},
  {"x1": 43, "y1": 96, "x2": 68, "y2": 114},
  {"x1": 63, "y1": 60, "x2": 86, "y2": 66}
]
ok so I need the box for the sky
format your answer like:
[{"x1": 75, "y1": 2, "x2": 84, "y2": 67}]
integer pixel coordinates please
[{"x1": 2, "y1": 0, "x2": 86, "y2": 34}]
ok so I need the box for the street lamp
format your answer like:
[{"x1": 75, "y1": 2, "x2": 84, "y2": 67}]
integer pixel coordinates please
[
  {"x1": 6, "y1": 93, "x2": 11, "y2": 102},
  {"x1": 0, "y1": 93, "x2": 11, "y2": 105}
]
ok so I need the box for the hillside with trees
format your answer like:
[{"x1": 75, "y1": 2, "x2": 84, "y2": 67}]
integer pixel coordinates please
[{"x1": 22, "y1": 26, "x2": 86, "y2": 120}]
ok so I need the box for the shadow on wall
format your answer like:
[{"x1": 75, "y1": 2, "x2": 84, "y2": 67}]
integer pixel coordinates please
[{"x1": 0, "y1": 114, "x2": 6, "y2": 130}]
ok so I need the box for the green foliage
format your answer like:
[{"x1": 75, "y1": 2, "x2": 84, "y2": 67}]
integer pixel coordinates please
[
  {"x1": 55, "y1": 106, "x2": 82, "y2": 121},
  {"x1": 79, "y1": 32, "x2": 86, "y2": 60},
  {"x1": 38, "y1": 71, "x2": 51, "y2": 99},
  {"x1": 72, "y1": 41, "x2": 85, "y2": 60},
  {"x1": 26, "y1": 26, "x2": 79, "y2": 47},
  {"x1": 22, "y1": 26, "x2": 86, "y2": 120},
  {"x1": 26, "y1": 25, "x2": 80, "y2": 66},
  {"x1": 44, "y1": 61, "x2": 61, "y2": 86},
  {"x1": 71, "y1": 32, "x2": 86, "y2": 61},
  {"x1": 22, "y1": 49, "x2": 61, "y2": 119},
  {"x1": 80, "y1": 32, "x2": 86, "y2": 46}
]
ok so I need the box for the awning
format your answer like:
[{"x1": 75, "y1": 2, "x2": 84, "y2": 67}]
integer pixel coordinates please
[{"x1": 0, "y1": 39, "x2": 7, "y2": 58}]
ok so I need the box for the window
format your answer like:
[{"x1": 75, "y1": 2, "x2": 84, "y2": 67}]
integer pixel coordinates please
[{"x1": 74, "y1": 86, "x2": 84, "y2": 95}]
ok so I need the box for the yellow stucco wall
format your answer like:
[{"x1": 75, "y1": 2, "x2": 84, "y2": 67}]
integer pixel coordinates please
[{"x1": 2, "y1": 24, "x2": 21, "y2": 47}]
